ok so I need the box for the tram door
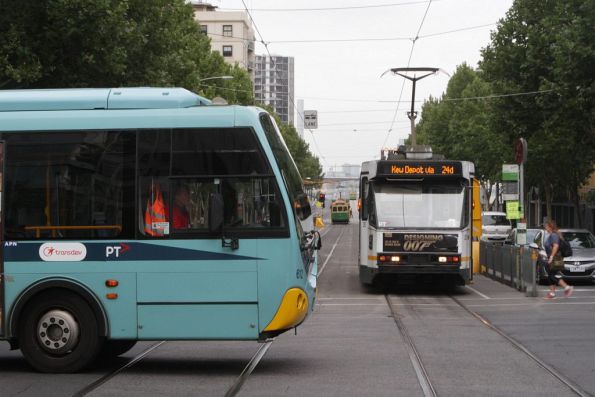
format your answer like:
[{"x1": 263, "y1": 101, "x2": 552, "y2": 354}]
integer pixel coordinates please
[{"x1": 0, "y1": 141, "x2": 4, "y2": 336}]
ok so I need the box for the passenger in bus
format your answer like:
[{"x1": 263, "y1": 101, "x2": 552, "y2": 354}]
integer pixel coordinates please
[{"x1": 173, "y1": 184, "x2": 191, "y2": 229}]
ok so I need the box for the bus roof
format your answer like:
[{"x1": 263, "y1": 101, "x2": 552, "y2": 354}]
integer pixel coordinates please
[{"x1": 0, "y1": 87, "x2": 211, "y2": 112}]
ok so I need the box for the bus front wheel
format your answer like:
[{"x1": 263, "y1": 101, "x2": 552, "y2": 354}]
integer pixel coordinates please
[{"x1": 18, "y1": 290, "x2": 103, "y2": 373}]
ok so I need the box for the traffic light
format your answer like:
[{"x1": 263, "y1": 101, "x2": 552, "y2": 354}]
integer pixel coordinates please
[{"x1": 318, "y1": 193, "x2": 325, "y2": 208}]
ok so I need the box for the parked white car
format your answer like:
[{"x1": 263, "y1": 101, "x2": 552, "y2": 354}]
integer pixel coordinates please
[{"x1": 481, "y1": 211, "x2": 512, "y2": 243}]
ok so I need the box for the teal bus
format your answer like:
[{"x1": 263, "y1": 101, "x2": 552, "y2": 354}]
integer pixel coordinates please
[{"x1": 0, "y1": 88, "x2": 319, "y2": 373}]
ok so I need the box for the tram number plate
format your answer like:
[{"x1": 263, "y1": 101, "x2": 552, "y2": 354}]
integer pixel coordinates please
[{"x1": 568, "y1": 266, "x2": 583, "y2": 272}]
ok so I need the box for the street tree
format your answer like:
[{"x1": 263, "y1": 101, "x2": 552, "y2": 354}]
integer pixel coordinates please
[
  {"x1": 0, "y1": 0, "x2": 252, "y2": 104},
  {"x1": 416, "y1": 64, "x2": 508, "y2": 209},
  {"x1": 480, "y1": 0, "x2": 594, "y2": 223}
]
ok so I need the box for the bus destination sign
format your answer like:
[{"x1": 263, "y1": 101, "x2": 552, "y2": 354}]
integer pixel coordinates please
[{"x1": 379, "y1": 161, "x2": 462, "y2": 177}]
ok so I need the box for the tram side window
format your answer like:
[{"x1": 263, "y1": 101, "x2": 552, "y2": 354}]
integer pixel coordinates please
[
  {"x1": 3, "y1": 131, "x2": 135, "y2": 240},
  {"x1": 366, "y1": 187, "x2": 377, "y2": 227}
]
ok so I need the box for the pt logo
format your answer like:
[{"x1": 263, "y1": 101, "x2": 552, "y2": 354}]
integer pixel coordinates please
[{"x1": 106, "y1": 243, "x2": 130, "y2": 258}]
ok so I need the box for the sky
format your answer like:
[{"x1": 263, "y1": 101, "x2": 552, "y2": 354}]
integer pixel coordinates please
[{"x1": 217, "y1": 0, "x2": 515, "y2": 172}]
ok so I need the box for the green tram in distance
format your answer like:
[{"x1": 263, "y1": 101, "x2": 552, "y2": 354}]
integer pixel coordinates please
[{"x1": 331, "y1": 199, "x2": 350, "y2": 224}]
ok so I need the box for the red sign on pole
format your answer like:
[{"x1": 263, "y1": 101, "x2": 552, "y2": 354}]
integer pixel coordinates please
[{"x1": 515, "y1": 138, "x2": 527, "y2": 165}]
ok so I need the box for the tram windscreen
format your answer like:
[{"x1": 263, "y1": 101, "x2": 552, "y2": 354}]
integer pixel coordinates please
[{"x1": 372, "y1": 181, "x2": 466, "y2": 229}]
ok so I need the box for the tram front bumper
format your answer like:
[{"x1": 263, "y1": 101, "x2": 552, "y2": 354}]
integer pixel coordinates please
[
  {"x1": 376, "y1": 264, "x2": 461, "y2": 274},
  {"x1": 359, "y1": 264, "x2": 465, "y2": 285}
]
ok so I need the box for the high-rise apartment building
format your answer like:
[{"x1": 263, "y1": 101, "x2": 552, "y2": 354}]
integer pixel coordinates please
[
  {"x1": 254, "y1": 55, "x2": 295, "y2": 125},
  {"x1": 189, "y1": 0, "x2": 256, "y2": 78}
]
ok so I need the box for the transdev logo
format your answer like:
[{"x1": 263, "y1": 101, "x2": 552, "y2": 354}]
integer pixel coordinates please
[{"x1": 39, "y1": 243, "x2": 87, "y2": 262}]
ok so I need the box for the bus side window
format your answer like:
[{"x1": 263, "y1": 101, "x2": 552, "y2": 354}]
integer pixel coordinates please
[
  {"x1": 170, "y1": 128, "x2": 286, "y2": 232},
  {"x1": 138, "y1": 129, "x2": 172, "y2": 238},
  {"x1": 4, "y1": 131, "x2": 135, "y2": 240}
]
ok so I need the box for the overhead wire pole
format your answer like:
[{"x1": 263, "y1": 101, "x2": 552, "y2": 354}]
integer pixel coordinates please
[{"x1": 383, "y1": 67, "x2": 440, "y2": 145}]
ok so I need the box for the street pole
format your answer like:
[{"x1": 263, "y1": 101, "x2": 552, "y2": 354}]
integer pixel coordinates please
[
  {"x1": 409, "y1": 78, "x2": 417, "y2": 145},
  {"x1": 515, "y1": 138, "x2": 528, "y2": 220}
]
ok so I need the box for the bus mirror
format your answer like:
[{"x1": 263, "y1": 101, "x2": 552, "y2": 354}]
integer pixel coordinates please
[{"x1": 208, "y1": 193, "x2": 224, "y2": 234}]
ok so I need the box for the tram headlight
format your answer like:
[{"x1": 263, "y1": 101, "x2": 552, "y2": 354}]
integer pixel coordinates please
[
  {"x1": 437, "y1": 255, "x2": 460, "y2": 263},
  {"x1": 390, "y1": 256, "x2": 401, "y2": 262}
]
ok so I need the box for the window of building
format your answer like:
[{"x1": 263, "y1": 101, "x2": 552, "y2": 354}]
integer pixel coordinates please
[
  {"x1": 222, "y1": 25, "x2": 233, "y2": 37},
  {"x1": 200, "y1": 25, "x2": 208, "y2": 34},
  {"x1": 3, "y1": 131, "x2": 136, "y2": 240},
  {"x1": 222, "y1": 45, "x2": 233, "y2": 57}
]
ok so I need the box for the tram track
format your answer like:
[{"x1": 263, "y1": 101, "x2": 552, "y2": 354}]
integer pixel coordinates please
[
  {"x1": 385, "y1": 291, "x2": 590, "y2": 397},
  {"x1": 448, "y1": 295, "x2": 590, "y2": 397},
  {"x1": 71, "y1": 339, "x2": 274, "y2": 397},
  {"x1": 224, "y1": 339, "x2": 274, "y2": 397},
  {"x1": 72, "y1": 340, "x2": 167, "y2": 397},
  {"x1": 385, "y1": 295, "x2": 437, "y2": 397}
]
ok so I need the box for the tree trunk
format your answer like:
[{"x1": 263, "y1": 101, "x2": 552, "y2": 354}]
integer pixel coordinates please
[
  {"x1": 571, "y1": 187, "x2": 582, "y2": 228},
  {"x1": 544, "y1": 182, "x2": 553, "y2": 221}
]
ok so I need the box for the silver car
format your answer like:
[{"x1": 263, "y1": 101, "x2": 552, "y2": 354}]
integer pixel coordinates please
[{"x1": 532, "y1": 228, "x2": 595, "y2": 284}]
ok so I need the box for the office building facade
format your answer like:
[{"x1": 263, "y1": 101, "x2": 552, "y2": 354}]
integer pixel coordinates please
[{"x1": 254, "y1": 55, "x2": 295, "y2": 125}]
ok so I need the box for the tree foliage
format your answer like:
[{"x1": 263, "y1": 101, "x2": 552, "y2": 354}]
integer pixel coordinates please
[
  {"x1": 417, "y1": 0, "x2": 594, "y2": 219},
  {"x1": 416, "y1": 64, "x2": 509, "y2": 207},
  {"x1": 417, "y1": 64, "x2": 507, "y2": 180},
  {"x1": 479, "y1": 0, "x2": 594, "y2": 218},
  {"x1": 0, "y1": 0, "x2": 253, "y2": 104}
]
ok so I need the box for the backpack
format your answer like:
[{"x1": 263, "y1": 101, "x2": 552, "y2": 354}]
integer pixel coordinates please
[{"x1": 559, "y1": 237, "x2": 573, "y2": 257}]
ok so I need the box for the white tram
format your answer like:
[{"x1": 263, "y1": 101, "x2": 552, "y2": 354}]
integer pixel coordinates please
[{"x1": 358, "y1": 147, "x2": 475, "y2": 285}]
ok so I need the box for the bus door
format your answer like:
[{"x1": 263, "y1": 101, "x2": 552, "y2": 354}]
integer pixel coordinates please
[
  {"x1": 359, "y1": 176, "x2": 369, "y2": 266},
  {"x1": 0, "y1": 141, "x2": 4, "y2": 336}
]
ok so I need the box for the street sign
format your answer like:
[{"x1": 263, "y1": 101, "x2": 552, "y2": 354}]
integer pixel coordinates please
[
  {"x1": 304, "y1": 110, "x2": 318, "y2": 129},
  {"x1": 515, "y1": 138, "x2": 527, "y2": 165},
  {"x1": 502, "y1": 164, "x2": 519, "y2": 201},
  {"x1": 516, "y1": 222, "x2": 527, "y2": 245},
  {"x1": 502, "y1": 164, "x2": 519, "y2": 181},
  {"x1": 506, "y1": 200, "x2": 521, "y2": 219}
]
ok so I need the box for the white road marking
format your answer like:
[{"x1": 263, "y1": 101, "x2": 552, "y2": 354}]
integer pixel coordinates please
[
  {"x1": 317, "y1": 297, "x2": 384, "y2": 301},
  {"x1": 465, "y1": 285, "x2": 491, "y2": 299},
  {"x1": 318, "y1": 227, "x2": 346, "y2": 277},
  {"x1": 317, "y1": 303, "x2": 387, "y2": 306}
]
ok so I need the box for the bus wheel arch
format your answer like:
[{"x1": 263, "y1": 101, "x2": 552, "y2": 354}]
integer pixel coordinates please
[
  {"x1": 16, "y1": 288, "x2": 105, "y2": 373},
  {"x1": 9, "y1": 279, "x2": 108, "y2": 340}
]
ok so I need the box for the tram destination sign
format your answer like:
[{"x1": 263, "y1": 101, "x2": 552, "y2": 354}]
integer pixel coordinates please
[{"x1": 378, "y1": 161, "x2": 462, "y2": 177}]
